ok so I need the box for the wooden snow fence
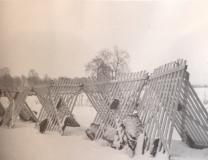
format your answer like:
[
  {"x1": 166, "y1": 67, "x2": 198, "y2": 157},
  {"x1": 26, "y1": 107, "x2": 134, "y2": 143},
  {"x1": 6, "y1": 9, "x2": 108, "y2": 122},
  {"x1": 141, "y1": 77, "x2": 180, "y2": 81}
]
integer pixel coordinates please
[
  {"x1": 1, "y1": 87, "x2": 37, "y2": 127},
  {"x1": 1, "y1": 59, "x2": 207, "y2": 157},
  {"x1": 137, "y1": 59, "x2": 208, "y2": 155},
  {"x1": 35, "y1": 72, "x2": 148, "y2": 136},
  {"x1": 19, "y1": 102, "x2": 38, "y2": 122},
  {"x1": 83, "y1": 71, "x2": 148, "y2": 140},
  {"x1": 35, "y1": 79, "x2": 84, "y2": 133}
]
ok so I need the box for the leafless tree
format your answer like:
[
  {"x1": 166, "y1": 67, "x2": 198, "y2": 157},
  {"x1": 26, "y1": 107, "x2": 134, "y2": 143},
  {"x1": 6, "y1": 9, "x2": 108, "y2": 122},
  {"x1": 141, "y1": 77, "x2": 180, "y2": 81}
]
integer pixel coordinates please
[
  {"x1": 0, "y1": 74, "x2": 13, "y2": 89},
  {"x1": 85, "y1": 46, "x2": 130, "y2": 80},
  {"x1": 0, "y1": 67, "x2": 13, "y2": 88},
  {"x1": 27, "y1": 69, "x2": 41, "y2": 86}
]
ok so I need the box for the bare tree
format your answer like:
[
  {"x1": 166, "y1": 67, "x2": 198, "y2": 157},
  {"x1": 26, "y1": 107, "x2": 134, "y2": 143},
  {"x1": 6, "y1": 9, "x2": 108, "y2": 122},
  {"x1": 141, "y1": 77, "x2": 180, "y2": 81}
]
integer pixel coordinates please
[
  {"x1": 27, "y1": 69, "x2": 41, "y2": 86},
  {"x1": 13, "y1": 76, "x2": 22, "y2": 90},
  {"x1": 21, "y1": 75, "x2": 28, "y2": 88},
  {"x1": 0, "y1": 67, "x2": 13, "y2": 89},
  {"x1": 28, "y1": 69, "x2": 39, "y2": 78},
  {"x1": 110, "y1": 46, "x2": 129, "y2": 78},
  {"x1": 0, "y1": 67, "x2": 22, "y2": 89},
  {"x1": 85, "y1": 46, "x2": 130, "y2": 80},
  {"x1": 0, "y1": 74, "x2": 13, "y2": 89}
]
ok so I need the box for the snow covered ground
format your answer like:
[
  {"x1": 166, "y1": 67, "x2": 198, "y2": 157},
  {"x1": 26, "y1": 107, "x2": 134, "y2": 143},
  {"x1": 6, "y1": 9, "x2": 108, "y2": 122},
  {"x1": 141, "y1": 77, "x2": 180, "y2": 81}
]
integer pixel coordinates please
[
  {"x1": 194, "y1": 88, "x2": 208, "y2": 110},
  {"x1": 0, "y1": 91, "x2": 208, "y2": 160}
]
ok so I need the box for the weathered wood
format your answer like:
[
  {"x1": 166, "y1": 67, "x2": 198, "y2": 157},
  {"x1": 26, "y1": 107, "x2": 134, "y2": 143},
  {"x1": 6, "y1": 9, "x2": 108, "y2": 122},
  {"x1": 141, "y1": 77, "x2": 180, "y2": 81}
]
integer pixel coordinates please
[
  {"x1": 93, "y1": 71, "x2": 148, "y2": 140},
  {"x1": 138, "y1": 59, "x2": 208, "y2": 156},
  {"x1": 2, "y1": 59, "x2": 208, "y2": 156}
]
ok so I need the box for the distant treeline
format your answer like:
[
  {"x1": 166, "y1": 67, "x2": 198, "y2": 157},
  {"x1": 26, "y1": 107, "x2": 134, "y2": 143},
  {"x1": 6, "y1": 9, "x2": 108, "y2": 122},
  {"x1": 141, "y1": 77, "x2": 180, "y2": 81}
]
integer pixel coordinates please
[
  {"x1": 192, "y1": 84, "x2": 208, "y2": 88},
  {"x1": 0, "y1": 67, "x2": 51, "y2": 90}
]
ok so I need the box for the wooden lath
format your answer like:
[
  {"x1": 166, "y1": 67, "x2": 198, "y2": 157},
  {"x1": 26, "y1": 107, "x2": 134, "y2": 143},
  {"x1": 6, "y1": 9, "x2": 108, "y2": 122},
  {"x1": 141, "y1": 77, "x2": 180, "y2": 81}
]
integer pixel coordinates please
[
  {"x1": 1, "y1": 94, "x2": 15, "y2": 127},
  {"x1": 35, "y1": 78, "x2": 84, "y2": 133},
  {"x1": 138, "y1": 59, "x2": 208, "y2": 155},
  {"x1": 84, "y1": 71, "x2": 148, "y2": 140},
  {"x1": 34, "y1": 72, "x2": 147, "y2": 136},
  {"x1": 1, "y1": 87, "x2": 34, "y2": 127},
  {"x1": 1, "y1": 59, "x2": 208, "y2": 157},
  {"x1": 34, "y1": 87, "x2": 60, "y2": 132},
  {"x1": 0, "y1": 86, "x2": 19, "y2": 94},
  {"x1": 49, "y1": 79, "x2": 83, "y2": 132},
  {"x1": 175, "y1": 79, "x2": 208, "y2": 148},
  {"x1": 23, "y1": 102, "x2": 38, "y2": 122},
  {"x1": 138, "y1": 59, "x2": 187, "y2": 154}
]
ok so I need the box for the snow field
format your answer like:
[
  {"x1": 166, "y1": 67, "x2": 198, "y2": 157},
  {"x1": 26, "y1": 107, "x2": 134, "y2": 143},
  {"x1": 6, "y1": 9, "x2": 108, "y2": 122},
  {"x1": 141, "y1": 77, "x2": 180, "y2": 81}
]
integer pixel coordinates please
[{"x1": 0, "y1": 90, "x2": 208, "y2": 160}]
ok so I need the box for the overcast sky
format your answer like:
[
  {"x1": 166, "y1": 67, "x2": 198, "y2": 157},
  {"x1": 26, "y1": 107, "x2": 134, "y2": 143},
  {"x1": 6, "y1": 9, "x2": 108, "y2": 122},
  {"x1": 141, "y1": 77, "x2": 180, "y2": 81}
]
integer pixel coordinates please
[{"x1": 1, "y1": 0, "x2": 208, "y2": 84}]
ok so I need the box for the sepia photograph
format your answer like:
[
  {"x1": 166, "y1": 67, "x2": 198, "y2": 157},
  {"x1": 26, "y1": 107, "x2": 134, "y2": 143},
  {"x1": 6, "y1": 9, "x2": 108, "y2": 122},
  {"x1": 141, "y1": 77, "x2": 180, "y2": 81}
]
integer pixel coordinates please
[{"x1": 0, "y1": 0, "x2": 208, "y2": 160}]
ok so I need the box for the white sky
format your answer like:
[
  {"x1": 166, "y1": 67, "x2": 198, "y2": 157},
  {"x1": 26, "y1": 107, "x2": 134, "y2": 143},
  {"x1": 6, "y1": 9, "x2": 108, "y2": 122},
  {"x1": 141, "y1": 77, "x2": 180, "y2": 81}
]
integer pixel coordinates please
[{"x1": 1, "y1": 0, "x2": 208, "y2": 84}]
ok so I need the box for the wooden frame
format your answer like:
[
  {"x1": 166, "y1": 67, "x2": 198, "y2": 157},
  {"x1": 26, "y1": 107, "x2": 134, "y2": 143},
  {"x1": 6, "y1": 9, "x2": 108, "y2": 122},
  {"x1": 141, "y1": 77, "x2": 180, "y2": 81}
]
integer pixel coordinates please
[
  {"x1": 1, "y1": 59, "x2": 208, "y2": 157},
  {"x1": 138, "y1": 59, "x2": 208, "y2": 155}
]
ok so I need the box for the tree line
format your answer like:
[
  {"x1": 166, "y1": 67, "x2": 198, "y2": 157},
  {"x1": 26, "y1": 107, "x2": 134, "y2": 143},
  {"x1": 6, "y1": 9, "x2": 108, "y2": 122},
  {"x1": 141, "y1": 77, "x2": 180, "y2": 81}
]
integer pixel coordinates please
[
  {"x1": 0, "y1": 67, "x2": 51, "y2": 90},
  {"x1": 0, "y1": 46, "x2": 130, "y2": 90}
]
